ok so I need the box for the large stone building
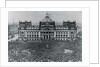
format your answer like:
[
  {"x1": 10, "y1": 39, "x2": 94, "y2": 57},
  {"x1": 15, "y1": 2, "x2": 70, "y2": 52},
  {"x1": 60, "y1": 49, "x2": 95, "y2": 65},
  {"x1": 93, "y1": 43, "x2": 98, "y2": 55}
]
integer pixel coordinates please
[{"x1": 18, "y1": 13, "x2": 77, "y2": 41}]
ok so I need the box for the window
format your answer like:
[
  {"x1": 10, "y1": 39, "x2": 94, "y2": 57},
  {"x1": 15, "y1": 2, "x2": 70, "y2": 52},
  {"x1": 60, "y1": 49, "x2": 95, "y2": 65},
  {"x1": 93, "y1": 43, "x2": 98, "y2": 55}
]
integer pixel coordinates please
[
  {"x1": 61, "y1": 35, "x2": 62, "y2": 37},
  {"x1": 66, "y1": 35, "x2": 68, "y2": 37},
  {"x1": 32, "y1": 35, "x2": 33, "y2": 37},
  {"x1": 37, "y1": 35, "x2": 38, "y2": 37},
  {"x1": 63, "y1": 35, "x2": 65, "y2": 37},
  {"x1": 27, "y1": 35, "x2": 28, "y2": 37},
  {"x1": 71, "y1": 32, "x2": 73, "y2": 34},
  {"x1": 56, "y1": 32, "x2": 58, "y2": 34},
  {"x1": 56, "y1": 35, "x2": 57, "y2": 37}
]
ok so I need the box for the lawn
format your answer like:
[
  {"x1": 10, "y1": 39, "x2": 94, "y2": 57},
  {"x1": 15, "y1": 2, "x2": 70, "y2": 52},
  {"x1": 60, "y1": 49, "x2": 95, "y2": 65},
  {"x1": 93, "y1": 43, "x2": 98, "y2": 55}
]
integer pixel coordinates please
[{"x1": 8, "y1": 37, "x2": 82, "y2": 62}]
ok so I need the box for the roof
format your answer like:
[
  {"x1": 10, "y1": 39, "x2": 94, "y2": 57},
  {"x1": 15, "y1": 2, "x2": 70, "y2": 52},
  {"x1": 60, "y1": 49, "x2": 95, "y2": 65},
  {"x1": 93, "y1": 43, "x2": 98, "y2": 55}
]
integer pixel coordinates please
[
  {"x1": 18, "y1": 21, "x2": 32, "y2": 30},
  {"x1": 41, "y1": 13, "x2": 54, "y2": 22},
  {"x1": 63, "y1": 21, "x2": 77, "y2": 30}
]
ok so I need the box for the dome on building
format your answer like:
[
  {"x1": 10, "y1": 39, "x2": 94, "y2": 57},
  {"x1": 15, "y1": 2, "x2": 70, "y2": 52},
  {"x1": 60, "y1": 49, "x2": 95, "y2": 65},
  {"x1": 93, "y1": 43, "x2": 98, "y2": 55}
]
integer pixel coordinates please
[{"x1": 41, "y1": 12, "x2": 53, "y2": 22}]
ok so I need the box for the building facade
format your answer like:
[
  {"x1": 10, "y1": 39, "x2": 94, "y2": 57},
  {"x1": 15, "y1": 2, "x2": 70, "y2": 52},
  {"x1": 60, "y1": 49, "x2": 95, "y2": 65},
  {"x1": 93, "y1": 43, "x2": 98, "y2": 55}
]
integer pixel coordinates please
[{"x1": 18, "y1": 13, "x2": 77, "y2": 41}]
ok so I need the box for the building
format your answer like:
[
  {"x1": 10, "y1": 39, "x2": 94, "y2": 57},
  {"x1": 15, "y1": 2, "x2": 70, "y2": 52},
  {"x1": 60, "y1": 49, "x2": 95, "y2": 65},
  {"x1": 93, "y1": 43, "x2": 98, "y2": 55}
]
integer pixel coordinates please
[{"x1": 18, "y1": 13, "x2": 77, "y2": 41}]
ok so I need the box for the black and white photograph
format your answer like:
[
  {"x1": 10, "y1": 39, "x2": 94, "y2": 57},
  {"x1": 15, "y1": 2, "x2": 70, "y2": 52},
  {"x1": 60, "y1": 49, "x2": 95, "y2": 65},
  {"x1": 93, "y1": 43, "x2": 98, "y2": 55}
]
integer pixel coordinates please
[{"x1": 8, "y1": 11, "x2": 82, "y2": 62}]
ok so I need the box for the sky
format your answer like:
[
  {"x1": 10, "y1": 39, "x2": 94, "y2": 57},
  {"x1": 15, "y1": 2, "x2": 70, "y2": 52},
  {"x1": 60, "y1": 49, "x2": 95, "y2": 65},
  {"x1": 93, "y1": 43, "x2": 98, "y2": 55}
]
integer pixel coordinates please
[{"x1": 8, "y1": 11, "x2": 82, "y2": 25}]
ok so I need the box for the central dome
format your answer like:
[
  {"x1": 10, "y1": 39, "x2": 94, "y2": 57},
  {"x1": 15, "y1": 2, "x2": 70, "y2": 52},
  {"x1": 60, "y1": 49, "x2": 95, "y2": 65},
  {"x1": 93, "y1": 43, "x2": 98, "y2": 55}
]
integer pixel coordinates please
[{"x1": 41, "y1": 12, "x2": 53, "y2": 22}]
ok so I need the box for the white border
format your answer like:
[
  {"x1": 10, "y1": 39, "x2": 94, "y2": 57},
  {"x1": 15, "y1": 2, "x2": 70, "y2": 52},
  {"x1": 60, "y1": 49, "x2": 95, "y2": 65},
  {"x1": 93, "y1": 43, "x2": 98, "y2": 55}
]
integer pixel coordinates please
[
  {"x1": 1, "y1": 7, "x2": 89, "y2": 66},
  {"x1": 0, "y1": 0, "x2": 5, "y2": 7},
  {"x1": 6, "y1": 1, "x2": 98, "y2": 63}
]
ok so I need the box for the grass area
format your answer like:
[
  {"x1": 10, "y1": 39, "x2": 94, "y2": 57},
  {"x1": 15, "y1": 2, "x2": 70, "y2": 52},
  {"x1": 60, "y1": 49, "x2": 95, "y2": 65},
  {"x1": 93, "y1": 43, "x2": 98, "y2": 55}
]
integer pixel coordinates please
[{"x1": 8, "y1": 37, "x2": 82, "y2": 62}]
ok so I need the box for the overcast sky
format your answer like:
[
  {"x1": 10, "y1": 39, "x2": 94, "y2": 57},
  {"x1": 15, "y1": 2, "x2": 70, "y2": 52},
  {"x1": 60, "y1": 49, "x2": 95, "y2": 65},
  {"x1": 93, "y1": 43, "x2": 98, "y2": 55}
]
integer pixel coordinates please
[{"x1": 8, "y1": 11, "x2": 82, "y2": 25}]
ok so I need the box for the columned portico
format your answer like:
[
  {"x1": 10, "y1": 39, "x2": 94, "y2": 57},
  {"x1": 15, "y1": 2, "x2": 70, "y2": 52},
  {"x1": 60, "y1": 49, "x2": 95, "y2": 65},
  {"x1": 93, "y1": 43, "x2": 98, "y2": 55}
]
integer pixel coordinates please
[{"x1": 40, "y1": 32, "x2": 54, "y2": 40}]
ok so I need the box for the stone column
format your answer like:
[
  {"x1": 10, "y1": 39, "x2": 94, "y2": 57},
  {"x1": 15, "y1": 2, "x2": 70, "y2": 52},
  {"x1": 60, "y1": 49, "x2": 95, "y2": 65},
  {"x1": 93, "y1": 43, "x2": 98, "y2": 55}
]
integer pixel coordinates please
[
  {"x1": 68, "y1": 31, "x2": 70, "y2": 37},
  {"x1": 54, "y1": 31, "x2": 56, "y2": 37},
  {"x1": 25, "y1": 30, "x2": 27, "y2": 37},
  {"x1": 39, "y1": 31, "x2": 40, "y2": 38}
]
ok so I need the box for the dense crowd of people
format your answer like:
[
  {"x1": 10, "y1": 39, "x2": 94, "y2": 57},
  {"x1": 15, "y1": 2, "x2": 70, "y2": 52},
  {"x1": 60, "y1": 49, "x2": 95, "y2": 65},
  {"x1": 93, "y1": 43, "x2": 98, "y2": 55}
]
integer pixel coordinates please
[{"x1": 8, "y1": 37, "x2": 82, "y2": 62}]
